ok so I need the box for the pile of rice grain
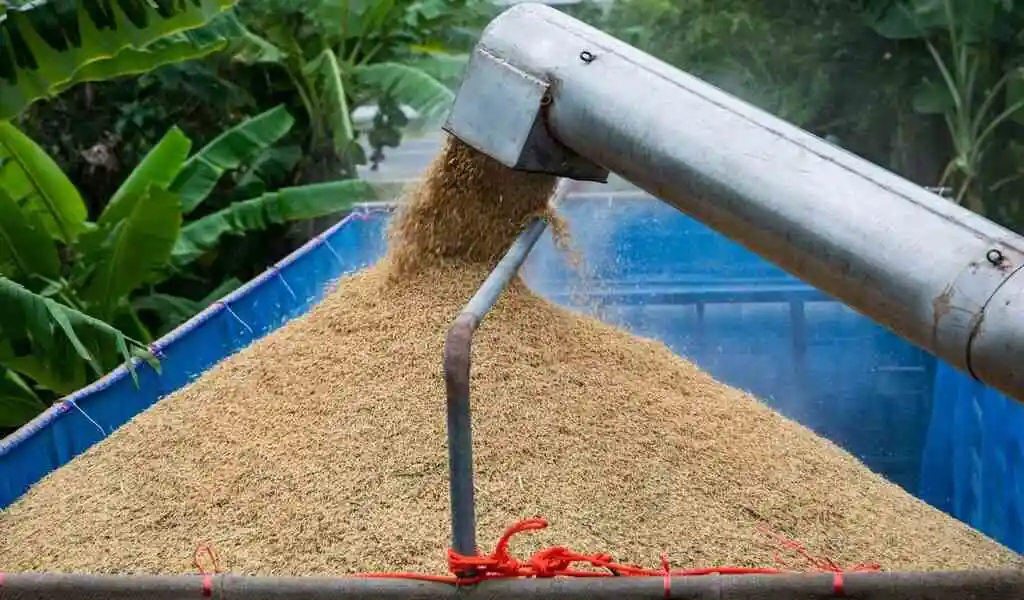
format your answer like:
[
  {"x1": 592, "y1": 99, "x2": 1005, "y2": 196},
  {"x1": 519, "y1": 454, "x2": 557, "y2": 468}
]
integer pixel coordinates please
[{"x1": 1, "y1": 137, "x2": 1021, "y2": 576}]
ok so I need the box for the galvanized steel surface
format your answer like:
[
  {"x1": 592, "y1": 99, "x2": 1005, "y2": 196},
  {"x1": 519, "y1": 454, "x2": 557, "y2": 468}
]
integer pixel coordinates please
[{"x1": 444, "y1": 212, "x2": 554, "y2": 559}]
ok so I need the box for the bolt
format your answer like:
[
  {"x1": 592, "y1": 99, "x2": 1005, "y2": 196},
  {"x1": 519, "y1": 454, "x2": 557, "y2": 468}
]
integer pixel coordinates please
[
  {"x1": 987, "y1": 249, "x2": 1005, "y2": 266},
  {"x1": 579, "y1": 50, "x2": 596, "y2": 64}
]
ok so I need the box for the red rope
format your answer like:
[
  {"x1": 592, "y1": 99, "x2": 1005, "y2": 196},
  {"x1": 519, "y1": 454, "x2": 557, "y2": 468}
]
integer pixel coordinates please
[
  {"x1": 757, "y1": 524, "x2": 880, "y2": 596},
  {"x1": 193, "y1": 517, "x2": 880, "y2": 592},
  {"x1": 357, "y1": 517, "x2": 878, "y2": 586},
  {"x1": 193, "y1": 543, "x2": 221, "y2": 597}
]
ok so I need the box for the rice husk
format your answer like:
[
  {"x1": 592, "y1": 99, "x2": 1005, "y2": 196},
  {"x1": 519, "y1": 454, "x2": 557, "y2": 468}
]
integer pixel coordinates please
[{"x1": 1, "y1": 136, "x2": 1020, "y2": 576}]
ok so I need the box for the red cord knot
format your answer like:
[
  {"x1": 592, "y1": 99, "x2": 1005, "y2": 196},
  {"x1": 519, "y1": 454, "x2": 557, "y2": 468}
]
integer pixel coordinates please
[
  {"x1": 441, "y1": 518, "x2": 877, "y2": 587},
  {"x1": 447, "y1": 518, "x2": 618, "y2": 580}
]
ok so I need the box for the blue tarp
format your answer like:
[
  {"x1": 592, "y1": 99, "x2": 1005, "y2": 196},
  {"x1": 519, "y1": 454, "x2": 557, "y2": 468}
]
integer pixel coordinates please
[
  {"x1": 1, "y1": 193, "x2": 1021, "y2": 553},
  {"x1": 919, "y1": 362, "x2": 1024, "y2": 552}
]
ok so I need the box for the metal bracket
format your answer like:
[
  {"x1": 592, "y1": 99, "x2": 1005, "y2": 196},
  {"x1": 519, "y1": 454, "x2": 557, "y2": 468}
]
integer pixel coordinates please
[
  {"x1": 443, "y1": 47, "x2": 609, "y2": 182},
  {"x1": 443, "y1": 217, "x2": 551, "y2": 567}
]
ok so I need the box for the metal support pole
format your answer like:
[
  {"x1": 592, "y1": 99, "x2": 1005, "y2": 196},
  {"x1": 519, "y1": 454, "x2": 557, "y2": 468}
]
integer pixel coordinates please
[
  {"x1": 443, "y1": 213, "x2": 552, "y2": 562},
  {"x1": 443, "y1": 3, "x2": 1024, "y2": 402}
]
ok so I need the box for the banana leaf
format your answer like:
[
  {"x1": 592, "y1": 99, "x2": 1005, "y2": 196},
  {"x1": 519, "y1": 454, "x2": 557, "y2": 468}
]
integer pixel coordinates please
[
  {"x1": 172, "y1": 179, "x2": 376, "y2": 267},
  {"x1": 232, "y1": 144, "x2": 303, "y2": 200},
  {"x1": 228, "y1": 24, "x2": 286, "y2": 64},
  {"x1": 405, "y1": 51, "x2": 468, "y2": 89},
  {"x1": 353, "y1": 62, "x2": 454, "y2": 125},
  {"x1": 305, "y1": 49, "x2": 355, "y2": 154},
  {"x1": 79, "y1": 186, "x2": 182, "y2": 318},
  {"x1": 131, "y1": 293, "x2": 200, "y2": 331},
  {"x1": 48, "y1": 29, "x2": 230, "y2": 97},
  {"x1": 0, "y1": 276, "x2": 149, "y2": 395},
  {"x1": 0, "y1": 120, "x2": 87, "y2": 243},
  {"x1": 132, "y1": 276, "x2": 241, "y2": 335},
  {"x1": 99, "y1": 126, "x2": 192, "y2": 226},
  {"x1": 171, "y1": 104, "x2": 295, "y2": 214},
  {"x1": 0, "y1": 0, "x2": 240, "y2": 119},
  {"x1": 0, "y1": 185, "x2": 60, "y2": 280},
  {"x1": 0, "y1": 367, "x2": 46, "y2": 428}
]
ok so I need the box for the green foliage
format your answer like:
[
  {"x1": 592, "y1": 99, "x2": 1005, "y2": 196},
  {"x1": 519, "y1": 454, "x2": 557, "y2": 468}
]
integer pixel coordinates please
[
  {"x1": 0, "y1": 0, "x2": 484, "y2": 433},
  {"x1": 355, "y1": 61, "x2": 456, "y2": 126},
  {"x1": 80, "y1": 186, "x2": 183, "y2": 319},
  {"x1": 16, "y1": 58, "x2": 256, "y2": 211},
  {"x1": 0, "y1": 0, "x2": 240, "y2": 119},
  {"x1": 0, "y1": 276, "x2": 148, "y2": 397},
  {"x1": 100, "y1": 127, "x2": 192, "y2": 225},
  {"x1": 0, "y1": 120, "x2": 87, "y2": 243},
  {"x1": 584, "y1": 0, "x2": 866, "y2": 128},
  {"x1": 174, "y1": 179, "x2": 374, "y2": 266},
  {"x1": 229, "y1": 0, "x2": 490, "y2": 180},
  {"x1": 131, "y1": 277, "x2": 241, "y2": 333},
  {"x1": 0, "y1": 369, "x2": 45, "y2": 428},
  {"x1": 0, "y1": 186, "x2": 60, "y2": 280},
  {"x1": 171, "y1": 104, "x2": 295, "y2": 214},
  {"x1": 864, "y1": 0, "x2": 1024, "y2": 218},
  {"x1": 0, "y1": 108, "x2": 376, "y2": 427}
]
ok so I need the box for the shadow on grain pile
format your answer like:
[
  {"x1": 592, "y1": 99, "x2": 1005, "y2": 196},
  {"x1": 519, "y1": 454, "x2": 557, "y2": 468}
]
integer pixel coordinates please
[{"x1": 1, "y1": 136, "x2": 1021, "y2": 576}]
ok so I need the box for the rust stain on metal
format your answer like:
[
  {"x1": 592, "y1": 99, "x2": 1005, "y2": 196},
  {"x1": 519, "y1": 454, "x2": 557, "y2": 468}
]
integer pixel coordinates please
[{"x1": 932, "y1": 284, "x2": 955, "y2": 343}]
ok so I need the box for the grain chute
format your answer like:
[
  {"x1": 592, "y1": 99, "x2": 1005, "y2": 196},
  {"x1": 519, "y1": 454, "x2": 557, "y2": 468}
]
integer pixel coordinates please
[{"x1": 442, "y1": 2, "x2": 1024, "y2": 405}]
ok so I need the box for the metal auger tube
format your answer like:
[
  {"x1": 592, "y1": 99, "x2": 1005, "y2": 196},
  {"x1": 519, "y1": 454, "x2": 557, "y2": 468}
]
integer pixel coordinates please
[
  {"x1": 443, "y1": 3, "x2": 1024, "y2": 402},
  {"x1": 443, "y1": 208, "x2": 554, "y2": 564}
]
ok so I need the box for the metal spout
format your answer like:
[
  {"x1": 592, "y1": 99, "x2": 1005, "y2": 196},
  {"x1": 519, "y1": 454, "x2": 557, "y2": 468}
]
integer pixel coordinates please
[{"x1": 444, "y1": 3, "x2": 1024, "y2": 402}]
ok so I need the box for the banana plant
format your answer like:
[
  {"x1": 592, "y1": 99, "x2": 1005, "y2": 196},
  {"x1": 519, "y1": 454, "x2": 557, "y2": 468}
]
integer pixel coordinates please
[
  {"x1": 0, "y1": 118, "x2": 152, "y2": 421},
  {"x1": 0, "y1": 0, "x2": 243, "y2": 120},
  {"x1": 229, "y1": 0, "x2": 477, "y2": 179},
  {"x1": 866, "y1": 0, "x2": 1024, "y2": 215},
  {"x1": 0, "y1": 105, "x2": 376, "y2": 427},
  {"x1": 82, "y1": 103, "x2": 377, "y2": 325},
  {"x1": 0, "y1": 276, "x2": 150, "y2": 403}
]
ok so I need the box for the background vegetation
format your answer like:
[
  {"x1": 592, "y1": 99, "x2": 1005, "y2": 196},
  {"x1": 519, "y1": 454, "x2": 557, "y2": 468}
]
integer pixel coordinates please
[{"x1": 1, "y1": 0, "x2": 1022, "y2": 431}]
